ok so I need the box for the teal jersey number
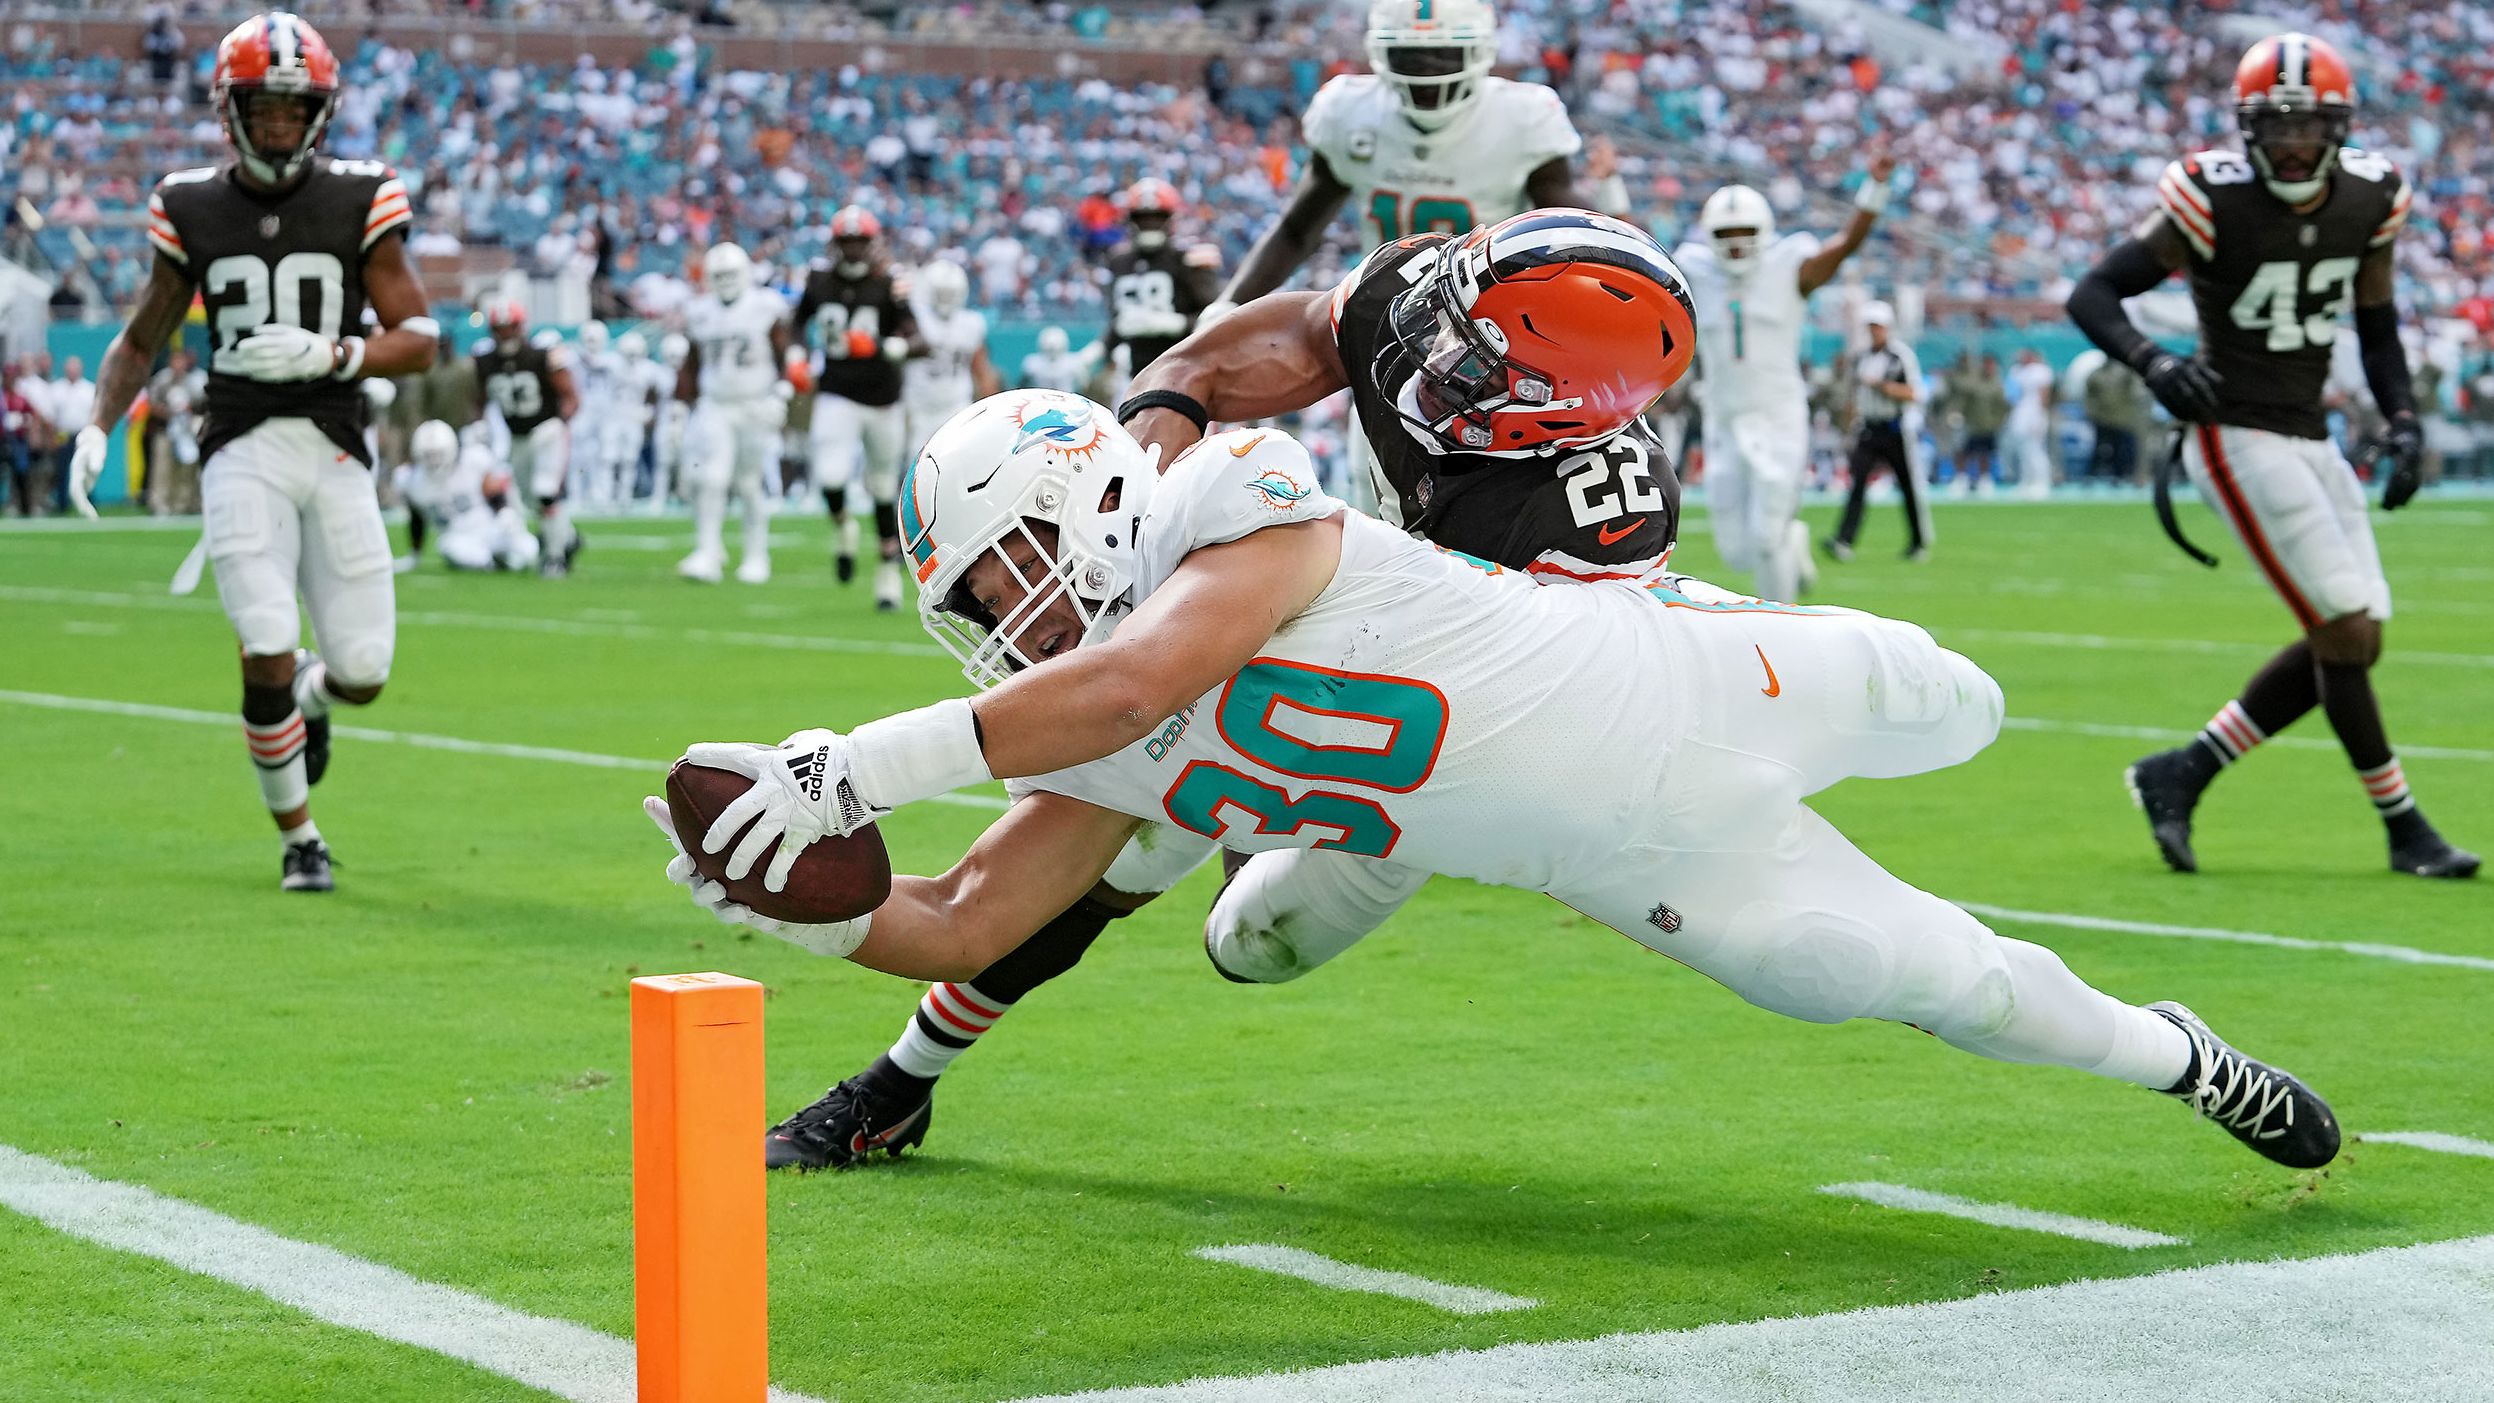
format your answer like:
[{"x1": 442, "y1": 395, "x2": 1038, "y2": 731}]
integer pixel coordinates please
[
  {"x1": 1365, "y1": 190, "x2": 1479, "y2": 244},
  {"x1": 1161, "y1": 660, "x2": 1450, "y2": 858}
]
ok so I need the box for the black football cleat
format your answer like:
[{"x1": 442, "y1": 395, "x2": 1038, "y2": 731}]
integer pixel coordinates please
[
  {"x1": 2150, "y1": 1001, "x2": 2339, "y2": 1169},
  {"x1": 2124, "y1": 748, "x2": 2207, "y2": 873},
  {"x1": 2390, "y1": 819, "x2": 2480, "y2": 879},
  {"x1": 281, "y1": 839, "x2": 334, "y2": 893},
  {"x1": 302, "y1": 712, "x2": 332, "y2": 787},
  {"x1": 764, "y1": 1075, "x2": 932, "y2": 1171},
  {"x1": 835, "y1": 550, "x2": 856, "y2": 585}
]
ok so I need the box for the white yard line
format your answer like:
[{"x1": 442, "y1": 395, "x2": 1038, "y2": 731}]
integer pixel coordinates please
[
  {"x1": 1817, "y1": 1182, "x2": 2184, "y2": 1249},
  {"x1": 1956, "y1": 901, "x2": 2494, "y2": 973},
  {"x1": 0, "y1": 689, "x2": 1009, "y2": 812},
  {"x1": 1190, "y1": 1245, "x2": 1536, "y2": 1316},
  {"x1": 1023, "y1": 1234, "x2": 2494, "y2": 1403},
  {"x1": 2360, "y1": 1132, "x2": 2494, "y2": 1161},
  {"x1": 0, "y1": 1145, "x2": 827, "y2": 1403}
]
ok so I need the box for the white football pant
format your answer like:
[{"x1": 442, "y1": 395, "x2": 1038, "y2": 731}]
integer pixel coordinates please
[
  {"x1": 808, "y1": 394, "x2": 906, "y2": 505},
  {"x1": 1703, "y1": 398, "x2": 1810, "y2": 602},
  {"x1": 2182, "y1": 423, "x2": 2390, "y2": 625},
  {"x1": 688, "y1": 399, "x2": 780, "y2": 572},
  {"x1": 201, "y1": 417, "x2": 395, "y2": 686}
]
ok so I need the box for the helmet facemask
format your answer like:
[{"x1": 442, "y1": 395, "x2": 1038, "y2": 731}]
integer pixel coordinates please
[
  {"x1": 2240, "y1": 100, "x2": 2350, "y2": 204},
  {"x1": 225, "y1": 85, "x2": 333, "y2": 187},
  {"x1": 1386, "y1": 263, "x2": 1555, "y2": 454},
  {"x1": 1371, "y1": 40, "x2": 1492, "y2": 132},
  {"x1": 1130, "y1": 211, "x2": 1172, "y2": 251}
]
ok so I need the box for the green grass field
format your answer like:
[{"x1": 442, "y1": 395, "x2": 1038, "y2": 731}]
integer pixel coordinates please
[{"x1": 3, "y1": 494, "x2": 2490, "y2": 1401}]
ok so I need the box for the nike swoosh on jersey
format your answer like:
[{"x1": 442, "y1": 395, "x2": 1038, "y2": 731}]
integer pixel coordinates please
[
  {"x1": 1756, "y1": 644, "x2": 1781, "y2": 698},
  {"x1": 1597, "y1": 517, "x2": 1645, "y2": 546}
]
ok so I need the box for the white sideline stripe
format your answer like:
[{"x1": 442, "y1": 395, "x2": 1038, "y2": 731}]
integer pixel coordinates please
[
  {"x1": 1817, "y1": 1181, "x2": 2184, "y2": 1249},
  {"x1": 1947, "y1": 627, "x2": 2494, "y2": 671},
  {"x1": 1956, "y1": 900, "x2": 2494, "y2": 973},
  {"x1": 1191, "y1": 1245, "x2": 1537, "y2": 1315},
  {"x1": 0, "y1": 584, "x2": 949, "y2": 659},
  {"x1": 0, "y1": 689, "x2": 1010, "y2": 812},
  {"x1": 2361, "y1": 1131, "x2": 2494, "y2": 1160},
  {"x1": 2000, "y1": 714, "x2": 2494, "y2": 763},
  {"x1": 1021, "y1": 1233, "x2": 2494, "y2": 1402},
  {"x1": 0, "y1": 1145, "x2": 828, "y2": 1403}
]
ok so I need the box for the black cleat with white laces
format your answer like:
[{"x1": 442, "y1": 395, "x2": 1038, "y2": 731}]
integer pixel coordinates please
[
  {"x1": 281, "y1": 839, "x2": 335, "y2": 893},
  {"x1": 764, "y1": 1067, "x2": 933, "y2": 1171},
  {"x1": 2388, "y1": 814, "x2": 2480, "y2": 879},
  {"x1": 2125, "y1": 748, "x2": 2210, "y2": 873},
  {"x1": 2151, "y1": 1001, "x2": 2338, "y2": 1168}
]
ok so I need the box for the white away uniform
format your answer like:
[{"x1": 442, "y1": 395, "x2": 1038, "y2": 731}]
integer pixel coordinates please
[
  {"x1": 1675, "y1": 233, "x2": 1820, "y2": 603},
  {"x1": 395, "y1": 440, "x2": 538, "y2": 572},
  {"x1": 683, "y1": 286, "x2": 792, "y2": 576},
  {"x1": 1300, "y1": 73, "x2": 1582, "y2": 515},
  {"x1": 1001, "y1": 431, "x2": 2173, "y2": 1084},
  {"x1": 904, "y1": 302, "x2": 989, "y2": 461},
  {"x1": 1020, "y1": 348, "x2": 1089, "y2": 394},
  {"x1": 570, "y1": 341, "x2": 624, "y2": 505}
]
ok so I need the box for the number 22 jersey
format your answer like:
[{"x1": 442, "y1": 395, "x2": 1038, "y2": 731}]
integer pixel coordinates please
[
  {"x1": 148, "y1": 158, "x2": 413, "y2": 465},
  {"x1": 2155, "y1": 146, "x2": 2409, "y2": 439},
  {"x1": 1015, "y1": 429, "x2": 1692, "y2": 892}
]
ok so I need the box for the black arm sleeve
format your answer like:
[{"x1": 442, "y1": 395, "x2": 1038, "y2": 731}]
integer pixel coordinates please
[
  {"x1": 2065, "y1": 239, "x2": 2172, "y2": 371},
  {"x1": 2355, "y1": 301, "x2": 2417, "y2": 420}
]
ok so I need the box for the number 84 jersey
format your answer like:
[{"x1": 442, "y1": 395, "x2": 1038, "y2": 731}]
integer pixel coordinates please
[
  {"x1": 2156, "y1": 146, "x2": 2410, "y2": 440},
  {"x1": 1017, "y1": 429, "x2": 1685, "y2": 893}
]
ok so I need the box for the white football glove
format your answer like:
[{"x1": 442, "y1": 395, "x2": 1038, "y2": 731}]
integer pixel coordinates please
[
  {"x1": 66, "y1": 425, "x2": 108, "y2": 519},
  {"x1": 642, "y1": 797, "x2": 871, "y2": 956},
  {"x1": 678, "y1": 727, "x2": 891, "y2": 892},
  {"x1": 228, "y1": 324, "x2": 338, "y2": 382},
  {"x1": 881, "y1": 335, "x2": 911, "y2": 363}
]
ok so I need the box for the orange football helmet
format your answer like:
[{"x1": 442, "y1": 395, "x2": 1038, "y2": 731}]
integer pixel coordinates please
[
  {"x1": 2233, "y1": 33, "x2": 2356, "y2": 203},
  {"x1": 213, "y1": 12, "x2": 341, "y2": 187},
  {"x1": 1388, "y1": 209, "x2": 1696, "y2": 457}
]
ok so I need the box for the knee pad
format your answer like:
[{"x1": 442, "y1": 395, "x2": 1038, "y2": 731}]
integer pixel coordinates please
[
  {"x1": 1102, "y1": 823, "x2": 1220, "y2": 897},
  {"x1": 1728, "y1": 901, "x2": 1898, "y2": 1024},
  {"x1": 226, "y1": 597, "x2": 301, "y2": 658},
  {"x1": 328, "y1": 632, "x2": 393, "y2": 690},
  {"x1": 1202, "y1": 850, "x2": 1420, "y2": 985}
]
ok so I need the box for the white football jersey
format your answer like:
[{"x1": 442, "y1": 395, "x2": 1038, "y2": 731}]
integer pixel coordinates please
[
  {"x1": 574, "y1": 348, "x2": 620, "y2": 409},
  {"x1": 905, "y1": 304, "x2": 988, "y2": 414},
  {"x1": 1674, "y1": 233, "x2": 1820, "y2": 415},
  {"x1": 1302, "y1": 74, "x2": 1582, "y2": 251},
  {"x1": 1020, "y1": 350, "x2": 1088, "y2": 394},
  {"x1": 1016, "y1": 429, "x2": 1690, "y2": 893},
  {"x1": 397, "y1": 440, "x2": 499, "y2": 529},
  {"x1": 684, "y1": 287, "x2": 791, "y2": 404}
]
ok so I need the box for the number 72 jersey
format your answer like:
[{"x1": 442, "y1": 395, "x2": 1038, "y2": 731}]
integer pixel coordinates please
[{"x1": 2156, "y1": 146, "x2": 2410, "y2": 440}]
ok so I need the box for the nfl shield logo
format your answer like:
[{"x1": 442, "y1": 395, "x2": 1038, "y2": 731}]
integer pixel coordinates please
[
  {"x1": 260, "y1": 215, "x2": 281, "y2": 239},
  {"x1": 2299, "y1": 225, "x2": 2318, "y2": 248},
  {"x1": 1647, "y1": 903, "x2": 1682, "y2": 934}
]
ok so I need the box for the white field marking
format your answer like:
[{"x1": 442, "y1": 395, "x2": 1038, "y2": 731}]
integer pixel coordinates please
[
  {"x1": 1021, "y1": 1232, "x2": 2494, "y2": 1403},
  {"x1": 1956, "y1": 901, "x2": 2494, "y2": 973},
  {"x1": 2361, "y1": 1131, "x2": 2494, "y2": 1160},
  {"x1": 0, "y1": 690, "x2": 1010, "y2": 812},
  {"x1": 1190, "y1": 1245, "x2": 1537, "y2": 1315},
  {"x1": 0, "y1": 1145, "x2": 827, "y2": 1403},
  {"x1": 1946, "y1": 626, "x2": 2494, "y2": 671},
  {"x1": 1816, "y1": 1182, "x2": 2185, "y2": 1249},
  {"x1": 1999, "y1": 714, "x2": 2494, "y2": 764},
  {"x1": 60, "y1": 620, "x2": 122, "y2": 636},
  {"x1": 0, "y1": 583, "x2": 949, "y2": 659}
]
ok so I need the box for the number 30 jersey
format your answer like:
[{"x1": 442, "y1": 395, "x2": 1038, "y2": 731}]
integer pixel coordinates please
[
  {"x1": 1329, "y1": 234, "x2": 1679, "y2": 581},
  {"x1": 2155, "y1": 146, "x2": 2410, "y2": 439},
  {"x1": 683, "y1": 287, "x2": 791, "y2": 405},
  {"x1": 1018, "y1": 429, "x2": 1689, "y2": 892},
  {"x1": 148, "y1": 158, "x2": 413, "y2": 465}
]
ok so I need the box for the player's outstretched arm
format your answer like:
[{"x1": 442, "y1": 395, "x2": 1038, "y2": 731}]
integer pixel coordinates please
[
  {"x1": 2353, "y1": 244, "x2": 2425, "y2": 508},
  {"x1": 847, "y1": 794, "x2": 1140, "y2": 980},
  {"x1": 1218, "y1": 156, "x2": 1351, "y2": 307},
  {"x1": 1122, "y1": 291, "x2": 1346, "y2": 465},
  {"x1": 550, "y1": 363, "x2": 581, "y2": 421},
  {"x1": 2068, "y1": 218, "x2": 2219, "y2": 421},
  {"x1": 1796, "y1": 152, "x2": 1897, "y2": 294}
]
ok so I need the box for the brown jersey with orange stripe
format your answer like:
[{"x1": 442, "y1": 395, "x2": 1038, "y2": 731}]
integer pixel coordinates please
[
  {"x1": 1328, "y1": 234, "x2": 1680, "y2": 582},
  {"x1": 2154, "y1": 146, "x2": 2409, "y2": 440},
  {"x1": 149, "y1": 158, "x2": 413, "y2": 466}
]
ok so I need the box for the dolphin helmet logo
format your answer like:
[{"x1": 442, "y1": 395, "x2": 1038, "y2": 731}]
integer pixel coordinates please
[{"x1": 1009, "y1": 399, "x2": 1110, "y2": 461}]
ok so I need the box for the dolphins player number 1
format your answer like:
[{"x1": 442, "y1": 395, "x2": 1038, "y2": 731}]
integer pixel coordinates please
[{"x1": 1161, "y1": 660, "x2": 1449, "y2": 858}]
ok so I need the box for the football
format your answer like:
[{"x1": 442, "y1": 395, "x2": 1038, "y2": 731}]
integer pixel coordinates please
[{"x1": 663, "y1": 759, "x2": 892, "y2": 925}]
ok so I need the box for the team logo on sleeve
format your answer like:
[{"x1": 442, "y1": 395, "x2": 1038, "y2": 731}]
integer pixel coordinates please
[{"x1": 1245, "y1": 469, "x2": 1313, "y2": 511}]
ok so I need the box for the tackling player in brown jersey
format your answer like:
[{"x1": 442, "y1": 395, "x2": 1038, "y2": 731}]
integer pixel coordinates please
[
  {"x1": 2067, "y1": 32, "x2": 2474, "y2": 879},
  {"x1": 757, "y1": 210, "x2": 1701, "y2": 1170},
  {"x1": 67, "y1": 12, "x2": 439, "y2": 892}
]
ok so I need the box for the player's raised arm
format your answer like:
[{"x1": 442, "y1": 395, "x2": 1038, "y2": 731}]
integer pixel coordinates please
[
  {"x1": 1796, "y1": 152, "x2": 1896, "y2": 294},
  {"x1": 1218, "y1": 156, "x2": 1352, "y2": 308},
  {"x1": 1118, "y1": 290, "x2": 1346, "y2": 465}
]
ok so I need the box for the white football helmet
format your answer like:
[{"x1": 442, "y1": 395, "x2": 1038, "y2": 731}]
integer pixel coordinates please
[
  {"x1": 921, "y1": 259, "x2": 970, "y2": 317},
  {"x1": 703, "y1": 242, "x2": 753, "y2": 304},
  {"x1": 904, "y1": 390, "x2": 1161, "y2": 689},
  {"x1": 1367, "y1": 0, "x2": 1497, "y2": 134},
  {"x1": 617, "y1": 330, "x2": 648, "y2": 362},
  {"x1": 578, "y1": 321, "x2": 610, "y2": 356},
  {"x1": 1700, "y1": 184, "x2": 1774, "y2": 271},
  {"x1": 412, "y1": 419, "x2": 459, "y2": 475},
  {"x1": 1037, "y1": 325, "x2": 1070, "y2": 356},
  {"x1": 659, "y1": 332, "x2": 690, "y2": 369}
]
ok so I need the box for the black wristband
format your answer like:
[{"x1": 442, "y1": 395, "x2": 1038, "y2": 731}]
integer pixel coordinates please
[{"x1": 1117, "y1": 389, "x2": 1210, "y2": 432}]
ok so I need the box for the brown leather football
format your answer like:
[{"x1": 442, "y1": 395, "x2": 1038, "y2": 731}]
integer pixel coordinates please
[{"x1": 664, "y1": 759, "x2": 892, "y2": 925}]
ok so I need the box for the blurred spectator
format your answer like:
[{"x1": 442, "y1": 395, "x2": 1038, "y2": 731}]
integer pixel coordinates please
[
  {"x1": 12, "y1": 351, "x2": 54, "y2": 513},
  {"x1": 1951, "y1": 352, "x2": 2009, "y2": 491},
  {"x1": 141, "y1": 7, "x2": 181, "y2": 90},
  {"x1": 2083, "y1": 357, "x2": 2153, "y2": 486},
  {"x1": 144, "y1": 346, "x2": 203, "y2": 515},
  {"x1": 0, "y1": 361, "x2": 36, "y2": 515},
  {"x1": 2006, "y1": 347, "x2": 2056, "y2": 497},
  {"x1": 48, "y1": 355, "x2": 94, "y2": 513}
]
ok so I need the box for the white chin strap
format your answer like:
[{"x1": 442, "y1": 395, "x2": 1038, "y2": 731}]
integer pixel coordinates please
[{"x1": 837, "y1": 259, "x2": 869, "y2": 278}]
